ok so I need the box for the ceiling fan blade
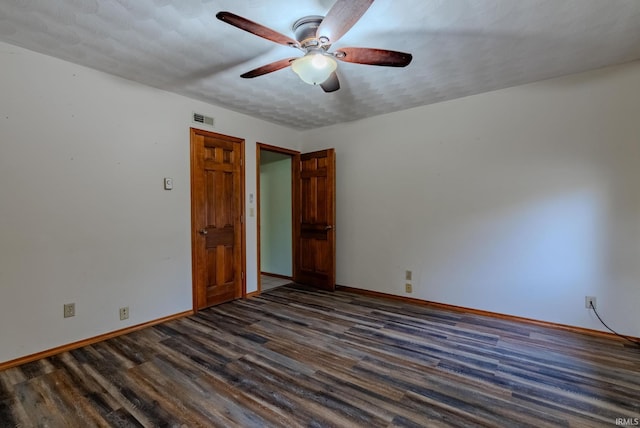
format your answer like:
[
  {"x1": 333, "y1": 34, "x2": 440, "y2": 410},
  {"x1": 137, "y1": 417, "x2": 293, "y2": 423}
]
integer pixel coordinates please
[
  {"x1": 240, "y1": 58, "x2": 297, "y2": 78},
  {"x1": 216, "y1": 12, "x2": 299, "y2": 47},
  {"x1": 335, "y1": 47, "x2": 413, "y2": 67},
  {"x1": 320, "y1": 71, "x2": 340, "y2": 93},
  {"x1": 316, "y1": 0, "x2": 374, "y2": 44}
]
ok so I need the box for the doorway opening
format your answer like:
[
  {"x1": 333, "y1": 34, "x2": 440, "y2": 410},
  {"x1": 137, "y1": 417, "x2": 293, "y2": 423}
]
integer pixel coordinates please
[
  {"x1": 257, "y1": 144, "x2": 336, "y2": 293},
  {"x1": 257, "y1": 143, "x2": 298, "y2": 292}
]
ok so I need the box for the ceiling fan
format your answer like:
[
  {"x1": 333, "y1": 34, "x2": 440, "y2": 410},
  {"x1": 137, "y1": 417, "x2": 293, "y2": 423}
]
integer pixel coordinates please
[{"x1": 216, "y1": 0, "x2": 413, "y2": 93}]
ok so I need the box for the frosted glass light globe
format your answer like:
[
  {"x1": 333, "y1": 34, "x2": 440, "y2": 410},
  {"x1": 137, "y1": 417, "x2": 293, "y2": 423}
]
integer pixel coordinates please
[{"x1": 292, "y1": 53, "x2": 337, "y2": 85}]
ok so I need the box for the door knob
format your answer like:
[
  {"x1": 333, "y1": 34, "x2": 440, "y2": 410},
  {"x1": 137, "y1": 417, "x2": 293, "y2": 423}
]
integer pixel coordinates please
[
  {"x1": 199, "y1": 229, "x2": 208, "y2": 235},
  {"x1": 325, "y1": 225, "x2": 333, "y2": 231}
]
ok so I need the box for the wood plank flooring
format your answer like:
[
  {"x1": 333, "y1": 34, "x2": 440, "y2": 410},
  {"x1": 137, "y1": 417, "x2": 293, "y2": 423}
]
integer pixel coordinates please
[{"x1": 1, "y1": 285, "x2": 639, "y2": 427}]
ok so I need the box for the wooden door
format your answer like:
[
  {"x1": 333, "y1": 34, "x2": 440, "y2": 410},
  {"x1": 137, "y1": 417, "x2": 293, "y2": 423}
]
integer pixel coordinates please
[
  {"x1": 294, "y1": 149, "x2": 336, "y2": 290},
  {"x1": 191, "y1": 128, "x2": 245, "y2": 310}
]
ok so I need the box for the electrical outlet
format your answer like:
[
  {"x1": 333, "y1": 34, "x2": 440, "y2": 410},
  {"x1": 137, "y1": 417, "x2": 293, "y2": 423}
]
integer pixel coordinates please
[
  {"x1": 405, "y1": 270, "x2": 412, "y2": 281},
  {"x1": 585, "y1": 296, "x2": 597, "y2": 309},
  {"x1": 405, "y1": 283, "x2": 412, "y2": 293},
  {"x1": 119, "y1": 306, "x2": 129, "y2": 320},
  {"x1": 63, "y1": 303, "x2": 75, "y2": 318}
]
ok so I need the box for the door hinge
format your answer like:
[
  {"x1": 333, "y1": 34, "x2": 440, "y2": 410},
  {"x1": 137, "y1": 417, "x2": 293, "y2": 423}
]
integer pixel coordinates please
[{"x1": 241, "y1": 271, "x2": 244, "y2": 280}]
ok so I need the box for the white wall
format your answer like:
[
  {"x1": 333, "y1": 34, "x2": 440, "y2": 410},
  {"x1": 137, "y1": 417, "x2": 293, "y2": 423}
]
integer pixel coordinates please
[
  {"x1": 260, "y1": 153, "x2": 293, "y2": 276},
  {"x1": 303, "y1": 61, "x2": 640, "y2": 337},
  {"x1": 0, "y1": 42, "x2": 300, "y2": 363}
]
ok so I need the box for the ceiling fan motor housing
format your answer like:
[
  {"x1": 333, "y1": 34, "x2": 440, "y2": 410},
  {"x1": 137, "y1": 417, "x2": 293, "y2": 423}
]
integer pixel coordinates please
[{"x1": 292, "y1": 16, "x2": 326, "y2": 48}]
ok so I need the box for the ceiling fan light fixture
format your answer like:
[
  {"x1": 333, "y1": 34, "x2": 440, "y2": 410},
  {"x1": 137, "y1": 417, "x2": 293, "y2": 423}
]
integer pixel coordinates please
[{"x1": 291, "y1": 53, "x2": 337, "y2": 85}]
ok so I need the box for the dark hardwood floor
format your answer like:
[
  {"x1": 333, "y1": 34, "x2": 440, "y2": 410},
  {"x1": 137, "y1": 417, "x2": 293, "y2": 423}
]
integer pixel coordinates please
[{"x1": 1, "y1": 285, "x2": 639, "y2": 427}]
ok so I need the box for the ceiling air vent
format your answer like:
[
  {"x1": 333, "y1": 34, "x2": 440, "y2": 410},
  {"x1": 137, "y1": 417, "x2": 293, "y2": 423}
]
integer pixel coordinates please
[{"x1": 193, "y1": 112, "x2": 214, "y2": 127}]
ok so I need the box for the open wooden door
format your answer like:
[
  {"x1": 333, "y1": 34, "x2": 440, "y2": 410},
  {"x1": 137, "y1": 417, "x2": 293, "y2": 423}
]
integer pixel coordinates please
[{"x1": 294, "y1": 149, "x2": 336, "y2": 290}]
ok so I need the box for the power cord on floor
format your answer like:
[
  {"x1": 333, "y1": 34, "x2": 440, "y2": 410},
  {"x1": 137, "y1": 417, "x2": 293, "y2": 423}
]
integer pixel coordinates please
[{"x1": 589, "y1": 302, "x2": 640, "y2": 347}]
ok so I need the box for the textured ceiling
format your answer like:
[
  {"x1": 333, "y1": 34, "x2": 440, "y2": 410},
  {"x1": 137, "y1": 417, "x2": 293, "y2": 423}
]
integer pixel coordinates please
[{"x1": 1, "y1": 0, "x2": 640, "y2": 130}]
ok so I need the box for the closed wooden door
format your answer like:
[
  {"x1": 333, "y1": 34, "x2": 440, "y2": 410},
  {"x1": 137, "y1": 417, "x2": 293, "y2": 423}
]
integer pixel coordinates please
[
  {"x1": 294, "y1": 149, "x2": 336, "y2": 290},
  {"x1": 191, "y1": 128, "x2": 245, "y2": 310}
]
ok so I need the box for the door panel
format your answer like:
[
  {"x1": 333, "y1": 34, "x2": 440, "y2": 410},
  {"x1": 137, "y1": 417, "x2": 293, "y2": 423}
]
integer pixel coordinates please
[
  {"x1": 294, "y1": 149, "x2": 336, "y2": 290},
  {"x1": 191, "y1": 128, "x2": 244, "y2": 310}
]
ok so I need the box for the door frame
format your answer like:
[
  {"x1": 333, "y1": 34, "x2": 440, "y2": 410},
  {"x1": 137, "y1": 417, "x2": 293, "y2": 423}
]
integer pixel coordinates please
[
  {"x1": 190, "y1": 127, "x2": 246, "y2": 312},
  {"x1": 256, "y1": 143, "x2": 300, "y2": 294}
]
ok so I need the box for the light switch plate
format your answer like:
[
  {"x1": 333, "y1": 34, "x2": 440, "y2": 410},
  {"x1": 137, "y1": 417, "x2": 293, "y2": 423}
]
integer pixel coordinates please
[
  {"x1": 64, "y1": 303, "x2": 75, "y2": 318},
  {"x1": 164, "y1": 177, "x2": 173, "y2": 190}
]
